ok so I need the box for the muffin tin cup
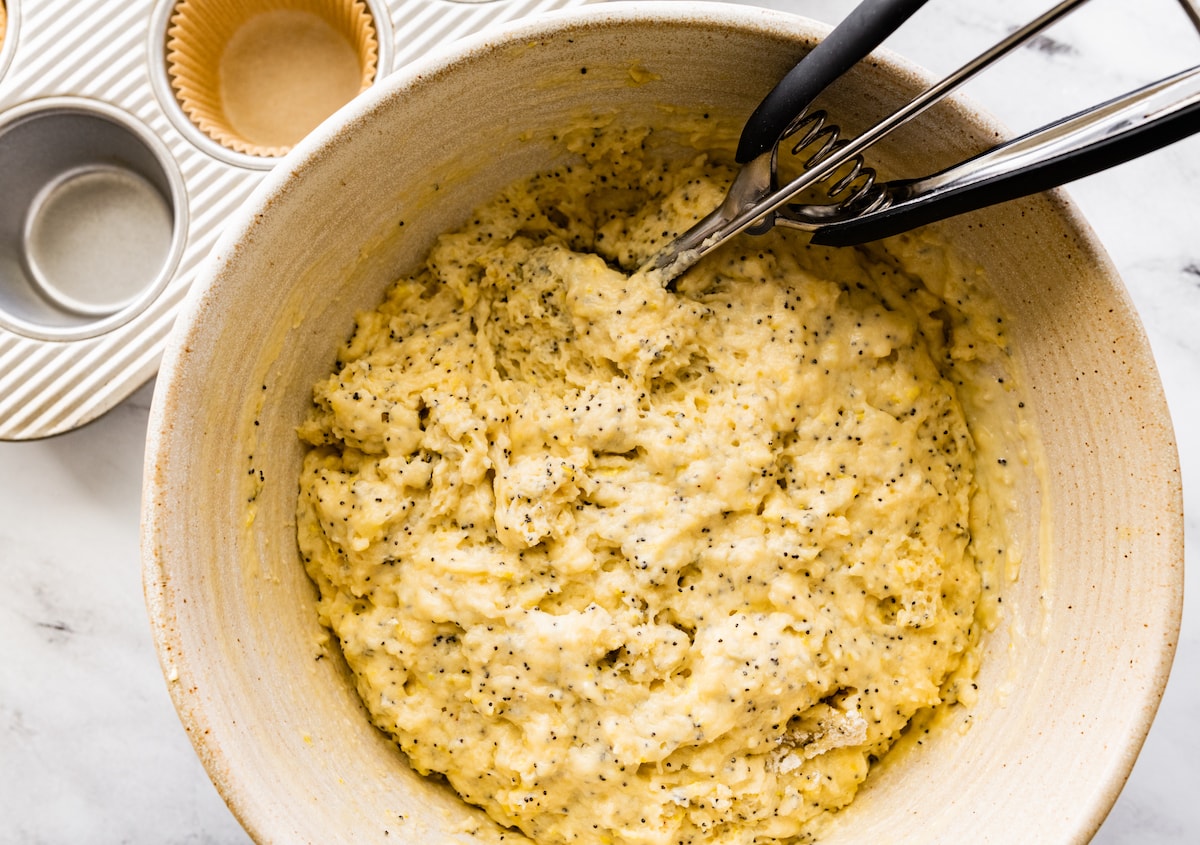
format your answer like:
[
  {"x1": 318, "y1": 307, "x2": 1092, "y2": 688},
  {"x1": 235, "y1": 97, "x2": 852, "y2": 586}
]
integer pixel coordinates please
[
  {"x1": 0, "y1": 2, "x2": 13, "y2": 81},
  {"x1": 0, "y1": 0, "x2": 590, "y2": 440},
  {"x1": 166, "y1": 0, "x2": 380, "y2": 158},
  {"x1": 0, "y1": 98, "x2": 188, "y2": 341}
]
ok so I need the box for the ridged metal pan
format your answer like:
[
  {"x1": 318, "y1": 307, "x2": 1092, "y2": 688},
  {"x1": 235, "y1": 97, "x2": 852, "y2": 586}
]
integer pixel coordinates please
[{"x1": 0, "y1": 0, "x2": 588, "y2": 440}]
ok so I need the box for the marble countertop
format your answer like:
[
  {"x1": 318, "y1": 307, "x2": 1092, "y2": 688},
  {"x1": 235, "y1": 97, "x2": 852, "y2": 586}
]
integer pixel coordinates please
[{"x1": 1, "y1": 0, "x2": 1196, "y2": 841}]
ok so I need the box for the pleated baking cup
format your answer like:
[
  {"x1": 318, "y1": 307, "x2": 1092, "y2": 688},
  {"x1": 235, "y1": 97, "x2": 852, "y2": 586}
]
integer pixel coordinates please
[{"x1": 166, "y1": 0, "x2": 379, "y2": 157}]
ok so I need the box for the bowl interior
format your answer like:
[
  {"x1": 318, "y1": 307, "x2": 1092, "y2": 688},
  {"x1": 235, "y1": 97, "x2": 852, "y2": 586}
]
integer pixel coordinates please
[{"x1": 143, "y1": 4, "x2": 1183, "y2": 843}]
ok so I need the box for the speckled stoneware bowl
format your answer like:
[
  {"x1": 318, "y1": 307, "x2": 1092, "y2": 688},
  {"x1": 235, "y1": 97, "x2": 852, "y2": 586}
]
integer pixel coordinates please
[{"x1": 142, "y1": 3, "x2": 1183, "y2": 842}]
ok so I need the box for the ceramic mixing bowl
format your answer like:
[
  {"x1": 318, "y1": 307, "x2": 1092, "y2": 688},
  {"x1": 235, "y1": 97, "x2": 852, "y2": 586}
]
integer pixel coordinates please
[{"x1": 142, "y1": 3, "x2": 1183, "y2": 842}]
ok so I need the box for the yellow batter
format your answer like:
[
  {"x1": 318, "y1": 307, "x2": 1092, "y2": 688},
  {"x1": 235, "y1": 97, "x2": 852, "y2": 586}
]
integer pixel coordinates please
[{"x1": 297, "y1": 122, "x2": 1017, "y2": 843}]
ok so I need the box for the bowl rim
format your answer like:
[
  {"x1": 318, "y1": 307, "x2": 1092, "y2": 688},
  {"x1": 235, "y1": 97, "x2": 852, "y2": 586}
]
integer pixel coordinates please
[{"x1": 141, "y1": 2, "x2": 1185, "y2": 842}]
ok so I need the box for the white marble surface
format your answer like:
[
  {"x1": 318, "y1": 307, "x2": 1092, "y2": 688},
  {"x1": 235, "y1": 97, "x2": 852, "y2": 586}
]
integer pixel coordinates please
[{"x1": 1, "y1": 0, "x2": 1197, "y2": 841}]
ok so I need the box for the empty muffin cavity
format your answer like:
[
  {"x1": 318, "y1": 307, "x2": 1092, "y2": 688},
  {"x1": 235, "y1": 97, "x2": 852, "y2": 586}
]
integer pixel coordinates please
[{"x1": 0, "y1": 99, "x2": 187, "y2": 340}]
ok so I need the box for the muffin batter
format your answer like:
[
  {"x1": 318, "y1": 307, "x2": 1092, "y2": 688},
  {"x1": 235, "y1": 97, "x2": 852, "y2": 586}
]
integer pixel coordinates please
[{"x1": 296, "y1": 122, "x2": 1016, "y2": 843}]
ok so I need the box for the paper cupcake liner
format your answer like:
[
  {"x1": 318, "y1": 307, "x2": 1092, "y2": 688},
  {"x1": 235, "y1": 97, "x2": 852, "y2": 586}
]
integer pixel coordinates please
[{"x1": 166, "y1": 0, "x2": 379, "y2": 157}]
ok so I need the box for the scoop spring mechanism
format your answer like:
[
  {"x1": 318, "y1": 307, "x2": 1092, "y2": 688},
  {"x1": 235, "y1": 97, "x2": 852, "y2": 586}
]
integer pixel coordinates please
[{"x1": 646, "y1": 0, "x2": 1200, "y2": 287}]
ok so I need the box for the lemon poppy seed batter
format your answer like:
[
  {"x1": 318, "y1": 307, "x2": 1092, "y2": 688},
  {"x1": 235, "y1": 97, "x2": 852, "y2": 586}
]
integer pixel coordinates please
[{"x1": 296, "y1": 122, "x2": 1016, "y2": 844}]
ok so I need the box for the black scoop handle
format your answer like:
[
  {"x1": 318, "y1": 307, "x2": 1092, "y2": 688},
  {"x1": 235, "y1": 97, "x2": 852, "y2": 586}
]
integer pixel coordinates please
[
  {"x1": 736, "y1": 0, "x2": 930, "y2": 163},
  {"x1": 810, "y1": 89, "x2": 1200, "y2": 246}
]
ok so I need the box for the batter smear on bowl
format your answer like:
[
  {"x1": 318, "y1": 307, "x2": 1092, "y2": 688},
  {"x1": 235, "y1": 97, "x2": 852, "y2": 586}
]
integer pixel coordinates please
[{"x1": 296, "y1": 122, "x2": 1020, "y2": 844}]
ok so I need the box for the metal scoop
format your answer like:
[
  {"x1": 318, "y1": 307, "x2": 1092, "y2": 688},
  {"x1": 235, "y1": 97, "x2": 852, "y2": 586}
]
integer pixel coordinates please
[{"x1": 645, "y1": 0, "x2": 1200, "y2": 286}]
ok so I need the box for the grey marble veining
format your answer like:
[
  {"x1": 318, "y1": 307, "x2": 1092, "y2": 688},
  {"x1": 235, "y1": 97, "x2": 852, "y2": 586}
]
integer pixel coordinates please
[{"x1": 1, "y1": 0, "x2": 1197, "y2": 842}]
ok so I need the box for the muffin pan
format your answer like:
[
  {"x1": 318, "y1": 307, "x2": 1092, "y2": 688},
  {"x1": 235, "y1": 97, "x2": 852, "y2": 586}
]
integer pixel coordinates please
[{"x1": 0, "y1": 0, "x2": 589, "y2": 440}]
